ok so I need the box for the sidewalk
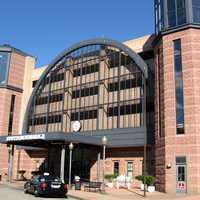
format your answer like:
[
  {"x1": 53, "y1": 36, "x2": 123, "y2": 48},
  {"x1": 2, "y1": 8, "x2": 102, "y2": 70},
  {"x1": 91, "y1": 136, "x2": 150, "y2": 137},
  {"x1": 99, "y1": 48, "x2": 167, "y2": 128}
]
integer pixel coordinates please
[
  {"x1": 68, "y1": 187, "x2": 200, "y2": 200},
  {"x1": 1, "y1": 181, "x2": 200, "y2": 200}
]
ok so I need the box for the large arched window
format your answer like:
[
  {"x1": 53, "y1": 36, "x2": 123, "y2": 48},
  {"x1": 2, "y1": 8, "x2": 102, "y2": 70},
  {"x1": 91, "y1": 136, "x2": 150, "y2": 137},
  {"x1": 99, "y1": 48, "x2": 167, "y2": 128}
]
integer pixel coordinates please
[{"x1": 23, "y1": 39, "x2": 148, "y2": 135}]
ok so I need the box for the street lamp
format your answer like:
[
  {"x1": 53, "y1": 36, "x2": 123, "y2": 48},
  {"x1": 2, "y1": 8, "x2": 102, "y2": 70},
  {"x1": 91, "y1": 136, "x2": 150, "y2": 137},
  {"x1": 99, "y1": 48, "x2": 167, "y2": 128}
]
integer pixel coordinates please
[
  {"x1": 68, "y1": 142, "x2": 74, "y2": 189},
  {"x1": 143, "y1": 75, "x2": 147, "y2": 197},
  {"x1": 101, "y1": 136, "x2": 108, "y2": 192}
]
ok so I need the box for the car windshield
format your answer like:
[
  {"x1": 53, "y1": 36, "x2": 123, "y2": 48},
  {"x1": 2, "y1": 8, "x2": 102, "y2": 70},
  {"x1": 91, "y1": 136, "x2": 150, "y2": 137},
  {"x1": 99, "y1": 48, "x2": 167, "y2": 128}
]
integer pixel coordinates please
[{"x1": 40, "y1": 175, "x2": 61, "y2": 182}]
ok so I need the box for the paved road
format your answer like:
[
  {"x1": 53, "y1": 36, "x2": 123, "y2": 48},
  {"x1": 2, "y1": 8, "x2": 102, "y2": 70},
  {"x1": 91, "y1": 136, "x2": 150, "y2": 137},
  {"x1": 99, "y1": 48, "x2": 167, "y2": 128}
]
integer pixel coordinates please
[{"x1": 0, "y1": 183, "x2": 75, "y2": 200}]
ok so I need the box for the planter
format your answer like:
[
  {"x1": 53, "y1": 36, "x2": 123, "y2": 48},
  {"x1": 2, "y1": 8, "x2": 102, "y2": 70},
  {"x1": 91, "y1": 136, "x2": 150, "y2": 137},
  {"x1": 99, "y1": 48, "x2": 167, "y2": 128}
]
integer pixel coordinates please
[
  {"x1": 140, "y1": 184, "x2": 147, "y2": 191},
  {"x1": 148, "y1": 186, "x2": 155, "y2": 192},
  {"x1": 107, "y1": 182, "x2": 114, "y2": 188}
]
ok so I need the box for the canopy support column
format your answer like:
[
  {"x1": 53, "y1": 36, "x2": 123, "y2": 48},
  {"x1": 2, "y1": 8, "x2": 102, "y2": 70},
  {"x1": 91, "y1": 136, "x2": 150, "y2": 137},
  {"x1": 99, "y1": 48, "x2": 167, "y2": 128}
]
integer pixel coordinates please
[
  {"x1": 8, "y1": 144, "x2": 14, "y2": 182},
  {"x1": 60, "y1": 144, "x2": 65, "y2": 181}
]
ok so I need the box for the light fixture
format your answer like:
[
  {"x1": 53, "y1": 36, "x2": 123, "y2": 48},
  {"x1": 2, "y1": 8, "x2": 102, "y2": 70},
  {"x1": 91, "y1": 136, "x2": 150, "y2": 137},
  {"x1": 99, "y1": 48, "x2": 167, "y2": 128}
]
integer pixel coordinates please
[
  {"x1": 166, "y1": 163, "x2": 171, "y2": 169},
  {"x1": 69, "y1": 142, "x2": 74, "y2": 150},
  {"x1": 101, "y1": 136, "x2": 108, "y2": 146}
]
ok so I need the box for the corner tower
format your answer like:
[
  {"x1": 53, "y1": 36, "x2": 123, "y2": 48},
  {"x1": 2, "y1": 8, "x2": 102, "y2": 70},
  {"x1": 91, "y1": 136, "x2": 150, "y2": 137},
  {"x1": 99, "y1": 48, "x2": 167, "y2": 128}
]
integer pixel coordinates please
[{"x1": 154, "y1": 0, "x2": 200, "y2": 194}]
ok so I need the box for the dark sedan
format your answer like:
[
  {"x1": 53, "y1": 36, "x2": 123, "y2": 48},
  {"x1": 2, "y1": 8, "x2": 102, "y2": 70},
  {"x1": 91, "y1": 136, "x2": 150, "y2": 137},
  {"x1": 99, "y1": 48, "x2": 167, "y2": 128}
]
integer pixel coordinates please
[{"x1": 24, "y1": 173, "x2": 68, "y2": 198}]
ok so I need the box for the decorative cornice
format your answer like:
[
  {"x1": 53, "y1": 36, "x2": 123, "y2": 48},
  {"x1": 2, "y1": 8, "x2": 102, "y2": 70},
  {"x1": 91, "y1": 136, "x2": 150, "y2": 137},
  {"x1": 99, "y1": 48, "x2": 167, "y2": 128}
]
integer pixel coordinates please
[{"x1": 0, "y1": 84, "x2": 23, "y2": 93}]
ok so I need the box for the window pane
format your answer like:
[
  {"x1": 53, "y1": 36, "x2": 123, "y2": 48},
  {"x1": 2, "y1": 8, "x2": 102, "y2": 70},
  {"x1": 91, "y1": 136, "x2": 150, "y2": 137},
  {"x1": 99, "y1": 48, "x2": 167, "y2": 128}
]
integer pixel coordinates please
[
  {"x1": 167, "y1": 0, "x2": 186, "y2": 28},
  {"x1": 114, "y1": 162, "x2": 119, "y2": 176},
  {"x1": 0, "y1": 52, "x2": 9, "y2": 84},
  {"x1": 174, "y1": 39, "x2": 184, "y2": 134},
  {"x1": 193, "y1": 0, "x2": 200, "y2": 23}
]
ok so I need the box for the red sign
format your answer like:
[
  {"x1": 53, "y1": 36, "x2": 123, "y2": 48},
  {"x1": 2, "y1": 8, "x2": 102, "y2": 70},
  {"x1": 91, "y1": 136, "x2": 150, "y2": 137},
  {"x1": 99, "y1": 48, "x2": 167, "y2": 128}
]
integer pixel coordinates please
[{"x1": 178, "y1": 181, "x2": 185, "y2": 190}]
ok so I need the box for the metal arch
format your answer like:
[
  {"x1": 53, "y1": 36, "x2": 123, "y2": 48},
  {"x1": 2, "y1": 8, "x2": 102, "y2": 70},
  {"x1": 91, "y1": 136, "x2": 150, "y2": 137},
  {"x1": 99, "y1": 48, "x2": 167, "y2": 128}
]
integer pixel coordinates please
[{"x1": 22, "y1": 38, "x2": 148, "y2": 134}]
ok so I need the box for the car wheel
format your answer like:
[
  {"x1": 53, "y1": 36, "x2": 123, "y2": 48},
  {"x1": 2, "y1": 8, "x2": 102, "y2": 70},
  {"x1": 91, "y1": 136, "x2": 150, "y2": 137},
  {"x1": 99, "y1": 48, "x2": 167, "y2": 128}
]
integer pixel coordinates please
[
  {"x1": 24, "y1": 188, "x2": 28, "y2": 194},
  {"x1": 34, "y1": 189, "x2": 39, "y2": 197}
]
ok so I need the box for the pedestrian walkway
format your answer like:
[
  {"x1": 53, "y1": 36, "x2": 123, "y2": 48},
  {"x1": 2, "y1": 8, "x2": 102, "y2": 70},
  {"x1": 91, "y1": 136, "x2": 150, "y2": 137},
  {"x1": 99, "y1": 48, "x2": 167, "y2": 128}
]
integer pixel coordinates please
[
  {"x1": 68, "y1": 187, "x2": 200, "y2": 200},
  {"x1": 1, "y1": 181, "x2": 200, "y2": 200}
]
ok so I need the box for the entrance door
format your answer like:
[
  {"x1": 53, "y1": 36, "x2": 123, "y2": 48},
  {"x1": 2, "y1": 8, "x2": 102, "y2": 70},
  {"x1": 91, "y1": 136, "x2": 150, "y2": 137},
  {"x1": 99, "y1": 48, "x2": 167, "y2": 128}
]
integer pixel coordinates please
[{"x1": 176, "y1": 164, "x2": 187, "y2": 193}]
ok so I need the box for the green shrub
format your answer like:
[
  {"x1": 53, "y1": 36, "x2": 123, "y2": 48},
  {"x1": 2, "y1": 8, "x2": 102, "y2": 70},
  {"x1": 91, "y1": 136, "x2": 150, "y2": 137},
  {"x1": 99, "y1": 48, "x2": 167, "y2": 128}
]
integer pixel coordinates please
[
  {"x1": 104, "y1": 174, "x2": 117, "y2": 182},
  {"x1": 135, "y1": 175, "x2": 155, "y2": 186}
]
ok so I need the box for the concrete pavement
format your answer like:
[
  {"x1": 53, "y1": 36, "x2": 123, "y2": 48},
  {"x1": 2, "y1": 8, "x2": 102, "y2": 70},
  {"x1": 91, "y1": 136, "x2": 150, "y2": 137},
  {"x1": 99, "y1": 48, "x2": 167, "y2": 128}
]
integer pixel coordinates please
[{"x1": 1, "y1": 181, "x2": 200, "y2": 200}]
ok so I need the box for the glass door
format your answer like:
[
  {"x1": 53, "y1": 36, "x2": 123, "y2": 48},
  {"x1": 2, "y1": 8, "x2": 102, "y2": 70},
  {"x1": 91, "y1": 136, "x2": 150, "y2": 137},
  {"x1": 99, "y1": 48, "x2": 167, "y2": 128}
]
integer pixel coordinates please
[{"x1": 176, "y1": 164, "x2": 187, "y2": 193}]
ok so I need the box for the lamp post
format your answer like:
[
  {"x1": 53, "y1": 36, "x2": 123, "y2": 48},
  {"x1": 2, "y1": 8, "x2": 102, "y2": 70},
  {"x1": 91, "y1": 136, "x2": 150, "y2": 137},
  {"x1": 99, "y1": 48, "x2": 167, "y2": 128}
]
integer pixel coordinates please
[
  {"x1": 68, "y1": 142, "x2": 74, "y2": 189},
  {"x1": 101, "y1": 136, "x2": 108, "y2": 192},
  {"x1": 143, "y1": 76, "x2": 147, "y2": 197}
]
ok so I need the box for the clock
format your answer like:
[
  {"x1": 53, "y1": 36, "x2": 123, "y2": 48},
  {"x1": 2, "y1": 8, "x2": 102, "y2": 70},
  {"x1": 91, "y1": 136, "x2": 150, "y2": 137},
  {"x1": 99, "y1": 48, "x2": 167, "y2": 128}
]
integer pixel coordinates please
[{"x1": 72, "y1": 121, "x2": 81, "y2": 132}]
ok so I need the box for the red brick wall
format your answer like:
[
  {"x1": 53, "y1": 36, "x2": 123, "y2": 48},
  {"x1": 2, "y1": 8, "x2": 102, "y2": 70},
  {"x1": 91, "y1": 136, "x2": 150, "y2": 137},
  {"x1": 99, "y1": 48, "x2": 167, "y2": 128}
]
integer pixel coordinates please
[
  {"x1": 0, "y1": 52, "x2": 26, "y2": 180},
  {"x1": 155, "y1": 28, "x2": 200, "y2": 194},
  {"x1": 7, "y1": 52, "x2": 25, "y2": 88},
  {"x1": 0, "y1": 89, "x2": 22, "y2": 179},
  {"x1": 90, "y1": 147, "x2": 147, "y2": 188}
]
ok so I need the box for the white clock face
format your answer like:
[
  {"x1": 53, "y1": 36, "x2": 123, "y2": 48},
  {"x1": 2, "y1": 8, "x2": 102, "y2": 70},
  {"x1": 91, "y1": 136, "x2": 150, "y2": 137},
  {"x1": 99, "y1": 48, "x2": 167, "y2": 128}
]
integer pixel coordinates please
[{"x1": 72, "y1": 121, "x2": 81, "y2": 132}]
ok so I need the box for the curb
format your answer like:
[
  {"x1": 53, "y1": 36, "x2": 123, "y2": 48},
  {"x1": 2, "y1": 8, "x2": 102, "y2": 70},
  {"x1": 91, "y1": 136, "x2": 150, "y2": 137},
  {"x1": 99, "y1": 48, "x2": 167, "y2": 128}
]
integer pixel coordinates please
[{"x1": 68, "y1": 194, "x2": 87, "y2": 200}]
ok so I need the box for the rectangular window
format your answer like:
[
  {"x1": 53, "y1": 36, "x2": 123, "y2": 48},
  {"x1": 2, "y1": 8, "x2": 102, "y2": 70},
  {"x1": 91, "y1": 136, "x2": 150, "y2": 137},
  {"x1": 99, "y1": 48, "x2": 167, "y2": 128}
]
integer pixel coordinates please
[
  {"x1": 33, "y1": 114, "x2": 61, "y2": 125},
  {"x1": 73, "y1": 64, "x2": 99, "y2": 77},
  {"x1": 193, "y1": 0, "x2": 200, "y2": 23},
  {"x1": 44, "y1": 73, "x2": 64, "y2": 85},
  {"x1": 8, "y1": 95, "x2": 15, "y2": 135},
  {"x1": 0, "y1": 52, "x2": 9, "y2": 84},
  {"x1": 127, "y1": 161, "x2": 133, "y2": 178},
  {"x1": 71, "y1": 109, "x2": 97, "y2": 121},
  {"x1": 32, "y1": 80, "x2": 37, "y2": 88},
  {"x1": 113, "y1": 161, "x2": 119, "y2": 176},
  {"x1": 72, "y1": 86, "x2": 99, "y2": 99},
  {"x1": 35, "y1": 94, "x2": 63, "y2": 105},
  {"x1": 174, "y1": 39, "x2": 184, "y2": 134},
  {"x1": 107, "y1": 103, "x2": 142, "y2": 117},
  {"x1": 167, "y1": 0, "x2": 186, "y2": 28}
]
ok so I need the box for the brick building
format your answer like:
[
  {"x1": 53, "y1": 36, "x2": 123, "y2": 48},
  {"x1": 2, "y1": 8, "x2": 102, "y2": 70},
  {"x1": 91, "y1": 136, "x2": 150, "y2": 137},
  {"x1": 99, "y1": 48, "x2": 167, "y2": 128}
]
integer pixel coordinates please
[{"x1": 0, "y1": 0, "x2": 200, "y2": 194}]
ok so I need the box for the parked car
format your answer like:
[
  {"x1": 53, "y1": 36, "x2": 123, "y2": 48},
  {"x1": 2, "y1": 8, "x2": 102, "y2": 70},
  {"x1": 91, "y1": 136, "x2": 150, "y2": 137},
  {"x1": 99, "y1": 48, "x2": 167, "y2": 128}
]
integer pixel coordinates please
[{"x1": 24, "y1": 173, "x2": 68, "y2": 198}]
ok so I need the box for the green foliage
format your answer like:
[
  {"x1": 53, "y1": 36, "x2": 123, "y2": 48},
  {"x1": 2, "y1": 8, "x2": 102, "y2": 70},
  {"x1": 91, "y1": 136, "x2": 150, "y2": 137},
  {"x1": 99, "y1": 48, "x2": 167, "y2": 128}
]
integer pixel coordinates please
[
  {"x1": 135, "y1": 175, "x2": 156, "y2": 186},
  {"x1": 104, "y1": 174, "x2": 117, "y2": 182}
]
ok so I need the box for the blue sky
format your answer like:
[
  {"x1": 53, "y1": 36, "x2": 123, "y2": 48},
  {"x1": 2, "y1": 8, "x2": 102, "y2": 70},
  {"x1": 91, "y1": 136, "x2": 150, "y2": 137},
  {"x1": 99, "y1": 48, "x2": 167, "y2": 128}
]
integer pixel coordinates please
[{"x1": 0, "y1": 0, "x2": 154, "y2": 67}]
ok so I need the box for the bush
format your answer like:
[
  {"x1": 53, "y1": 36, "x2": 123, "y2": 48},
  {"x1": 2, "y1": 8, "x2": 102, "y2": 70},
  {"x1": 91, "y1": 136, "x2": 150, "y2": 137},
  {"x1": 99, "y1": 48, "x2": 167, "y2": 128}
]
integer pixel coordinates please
[
  {"x1": 104, "y1": 174, "x2": 117, "y2": 182},
  {"x1": 135, "y1": 175, "x2": 155, "y2": 186}
]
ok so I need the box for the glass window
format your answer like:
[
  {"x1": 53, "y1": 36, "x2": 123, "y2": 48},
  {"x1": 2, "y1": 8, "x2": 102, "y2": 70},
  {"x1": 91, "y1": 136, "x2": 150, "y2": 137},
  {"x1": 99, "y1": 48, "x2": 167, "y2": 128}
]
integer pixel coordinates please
[
  {"x1": 155, "y1": 0, "x2": 165, "y2": 33},
  {"x1": 174, "y1": 39, "x2": 184, "y2": 134},
  {"x1": 0, "y1": 52, "x2": 9, "y2": 84},
  {"x1": 114, "y1": 161, "x2": 119, "y2": 176},
  {"x1": 8, "y1": 95, "x2": 15, "y2": 135},
  {"x1": 71, "y1": 109, "x2": 97, "y2": 121},
  {"x1": 167, "y1": 0, "x2": 186, "y2": 28},
  {"x1": 73, "y1": 64, "x2": 99, "y2": 77},
  {"x1": 107, "y1": 103, "x2": 142, "y2": 117},
  {"x1": 127, "y1": 162, "x2": 133, "y2": 178},
  {"x1": 72, "y1": 86, "x2": 99, "y2": 99},
  {"x1": 193, "y1": 0, "x2": 200, "y2": 23}
]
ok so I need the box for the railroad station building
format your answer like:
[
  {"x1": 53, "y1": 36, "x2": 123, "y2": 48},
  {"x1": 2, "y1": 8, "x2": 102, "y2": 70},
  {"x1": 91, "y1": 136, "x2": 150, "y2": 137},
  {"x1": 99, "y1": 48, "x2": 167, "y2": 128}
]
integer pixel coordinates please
[{"x1": 0, "y1": 0, "x2": 200, "y2": 194}]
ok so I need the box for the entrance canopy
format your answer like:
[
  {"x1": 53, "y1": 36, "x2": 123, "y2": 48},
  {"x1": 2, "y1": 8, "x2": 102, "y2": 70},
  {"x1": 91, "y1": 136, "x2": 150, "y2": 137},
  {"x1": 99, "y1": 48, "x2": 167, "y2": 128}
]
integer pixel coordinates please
[
  {"x1": 0, "y1": 132, "x2": 101, "y2": 148},
  {"x1": 0, "y1": 127, "x2": 149, "y2": 148}
]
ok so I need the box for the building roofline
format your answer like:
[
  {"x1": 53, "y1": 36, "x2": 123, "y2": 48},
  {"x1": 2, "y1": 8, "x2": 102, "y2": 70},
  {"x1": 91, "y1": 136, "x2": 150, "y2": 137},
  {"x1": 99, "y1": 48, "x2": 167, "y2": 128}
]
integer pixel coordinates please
[{"x1": 0, "y1": 44, "x2": 35, "y2": 58}]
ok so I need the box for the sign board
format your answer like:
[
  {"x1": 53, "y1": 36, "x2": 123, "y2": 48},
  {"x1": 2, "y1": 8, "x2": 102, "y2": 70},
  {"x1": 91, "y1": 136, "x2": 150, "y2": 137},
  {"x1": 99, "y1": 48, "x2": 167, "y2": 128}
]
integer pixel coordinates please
[
  {"x1": 6, "y1": 134, "x2": 45, "y2": 142},
  {"x1": 177, "y1": 181, "x2": 186, "y2": 191}
]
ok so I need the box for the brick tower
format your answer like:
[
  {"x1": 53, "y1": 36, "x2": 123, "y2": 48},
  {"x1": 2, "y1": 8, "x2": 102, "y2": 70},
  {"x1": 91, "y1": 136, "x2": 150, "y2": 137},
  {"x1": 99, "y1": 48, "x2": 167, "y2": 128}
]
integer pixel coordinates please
[{"x1": 154, "y1": 0, "x2": 200, "y2": 194}]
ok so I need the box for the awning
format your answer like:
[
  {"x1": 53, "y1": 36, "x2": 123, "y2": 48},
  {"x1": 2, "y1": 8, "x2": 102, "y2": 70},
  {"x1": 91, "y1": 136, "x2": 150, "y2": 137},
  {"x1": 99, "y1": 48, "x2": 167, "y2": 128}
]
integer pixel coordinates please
[
  {"x1": 0, "y1": 127, "x2": 152, "y2": 148},
  {"x1": 0, "y1": 132, "x2": 101, "y2": 148}
]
